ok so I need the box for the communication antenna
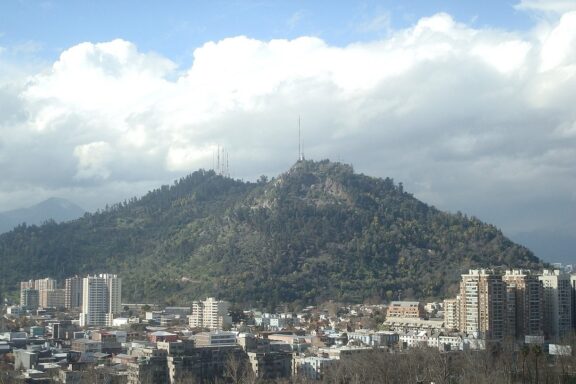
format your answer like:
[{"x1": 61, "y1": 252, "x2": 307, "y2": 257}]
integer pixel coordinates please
[
  {"x1": 226, "y1": 151, "x2": 230, "y2": 178},
  {"x1": 217, "y1": 145, "x2": 220, "y2": 174},
  {"x1": 298, "y1": 116, "x2": 305, "y2": 161}
]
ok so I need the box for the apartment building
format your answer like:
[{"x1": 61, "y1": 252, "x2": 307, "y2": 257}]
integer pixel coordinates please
[
  {"x1": 458, "y1": 269, "x2": 506, "y2": 340},
  {"x1": 44, "y1": 289, "x2": 65, "y2": 309},
  {"x1": 443, "y1": 297, "x2": 459, "y2": 331},
  {"x1": 20, "y1": 288, "x2": 39, "y2": 310},
  {"x1": 64, "y1": 275, "x2": 83, "y2": 309},
  {"x1": 79, "y1": 274, "x2": 122, "y2": 327},
  {"x1": 188, "y1": 297, "x2": 232, "y2": 330},
  {"x1": 386, "y1": 301, "x2": 425, "y2": 319},
  {"x1": 539, "y1": 269, "x2": 572, "y2": 340},
  {"x1": 502, "y1": 269, "x2": 543, "y2": 338}
]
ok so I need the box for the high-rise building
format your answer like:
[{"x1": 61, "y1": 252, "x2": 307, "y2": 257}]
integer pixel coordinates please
[
  {"x1": 188, "y1": 297, "x2": 232, "y2": 330},
  {"x1": 20, "y1": 288, "x2": 39, "y2": 310},
  {"x1": 502, "y1": 269, "x2": 543, "y2": 338},
  {"x1": 34, "y1": 278, "x2": 57, "y2": 291},
  {"x1": 20, "y1": 280, "x2": 34, "y2": 307},
  {"x1": 443, "y1": 297, "x2": 460, "y2": 331},
  {"x1": 458, "y1": 269, "x2": 506, "y2": 340},
  {"x1": 571, "y1": 274, "x2": 576, "y2": 332},
  {"x1": 107, "y1": 274, "x2": 122, "y2": 316},
  {"x1": 80, "y1": 274, "x2": 122, "y2": 327},
  {"x1": 34, "y1": 278, "x2": 57, "y2": 308},
  {"x1": 44, "y1": 289, "x2": 65, "y2": 309},
  {"x1": 539, "y1": 269, "x2": 573, "y2": 340},
  {"x1": 20, "y1": 278, "x2": 56, "y2": 308},
  {"x1": 65, "y1": 276, "x2": 84, "y2": 309}
]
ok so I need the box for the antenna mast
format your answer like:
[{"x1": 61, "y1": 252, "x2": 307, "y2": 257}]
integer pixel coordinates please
[
  {"x1": 298, "y1": 116, "x2": 304, "y2": 161},
  {"x1": 226, "y1": 151, "x2": 230, "y2": 178},
  {"x1": 217, "y1": 145, "x2": 220, "y2": 174}
]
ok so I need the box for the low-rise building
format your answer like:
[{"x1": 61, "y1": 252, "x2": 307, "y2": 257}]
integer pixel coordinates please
[
  {"x1": 6, "y1": 306, "x2": 24, "y2": 317},
  {"x1": 266, "y1": 334, "x2": 309, "y2": 352},
  {"x1": 386, "y1": 301, "x2": 425, "y2": 319},
  {"x1": 194, "y1": 331, "x2": 236, "y2": 347},
  {"x1": 247, "y1": 351, "x2": 292, "y2": 380},
  {"x1": 148, "y1": 331, "x2": 178, "y2": 343},
  {"x1": 127, "y1": 348, "x2": 168, "y2": 384},
  {"x1": 166, "y1": 345, "x2": 246, "y2": 383},
  {"x1": 14, "y1": 349, "x2": 39, "y2": 370},
  {"x1": 0, "y1": 332, "x2": 28, "y2": 348},
  {"x1": 297, "y1": 356, "x2": 335, "y2": 380},
  {"x1": 384, "y1": 317, "x2": 444, "y2": 331},
  {"x1": 164, "y1": 307, "x2": 191, "y2": 317},
  {"x1": 438, "y1": 334, "x2": 464, "y2": 351},
  {"x1": 399, "y1": 330, "x2": 430, "y2": 348},
  {"x1": 71, "y1": 339, "x2": 102, "y2": 354}
]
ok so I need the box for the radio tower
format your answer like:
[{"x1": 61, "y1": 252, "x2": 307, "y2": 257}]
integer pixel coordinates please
[
  {"x1": 298, "y1": 116, "x2": 305, "y2": 161},
  {"x1": 217, "y1": 145, "x2": 220, "y2": 174}
]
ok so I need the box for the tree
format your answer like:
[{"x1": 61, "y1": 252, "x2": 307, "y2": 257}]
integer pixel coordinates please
[{"x1": 224, "y1": 352, "x2": 252, "y2": 384}]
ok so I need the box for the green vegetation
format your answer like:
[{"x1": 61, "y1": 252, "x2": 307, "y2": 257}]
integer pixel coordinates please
[
  {"x1": 0, "y1": 160, "x2": 542, "y2": 307},
  {"x1": 321, "y1": 339, "x2": 576, "y2": 384}
]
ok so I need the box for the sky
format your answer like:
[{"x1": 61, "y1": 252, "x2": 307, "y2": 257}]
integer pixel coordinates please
[{"x1": 0, "y1": 0, "x2": 575, "y2": 263}]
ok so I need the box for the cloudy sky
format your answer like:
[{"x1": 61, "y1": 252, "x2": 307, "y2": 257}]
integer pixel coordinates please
[{"x1": 0, "y1": 0, "x2": 575, "y2": 263}]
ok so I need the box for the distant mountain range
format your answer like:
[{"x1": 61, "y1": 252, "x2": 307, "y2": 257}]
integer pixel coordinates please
[
  {"x1": 0, "y1": 197, "x2": 85, "y2": 234},
  {"x1": 0, "y1": 160, "x2": 542, "y2": 307}
]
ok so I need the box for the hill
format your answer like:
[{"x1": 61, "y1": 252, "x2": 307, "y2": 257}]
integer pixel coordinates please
[
  {"x1": 0, "y1": 197, "x2": 85, "y2": 234},
  {"x1": 0, "y1": 160, "x2": 542, "y2": 308}
]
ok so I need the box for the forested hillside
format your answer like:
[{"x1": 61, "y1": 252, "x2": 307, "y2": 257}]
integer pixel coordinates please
[{"x1": 0, "y1": 160, "x2": 542, "y2": 308}]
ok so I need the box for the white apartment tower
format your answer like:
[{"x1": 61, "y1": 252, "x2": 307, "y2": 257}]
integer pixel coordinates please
[
  {"x1": 80, "y1": 274, "x2": 122, "y2": 327},
  {"x1": 188, "y1": 297, "x2": 232, "y2": 330},
  {"x1": 539, "y1": 269, "x2": 572, "y2": 340},
  {"x1": 459, "y1": 269, "x2": 506, "y2": 340}
]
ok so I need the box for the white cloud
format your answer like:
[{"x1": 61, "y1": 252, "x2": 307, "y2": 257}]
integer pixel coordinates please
[
  {"x1": 287, "y1": 11, "x2": 305, "y2": 30},
  {"x1": 540, "y1": 11, "x2": 576, "y2": 71},
  {"x1": 166, "y1": 144, "x2": 216, "y2": 172},
  {"x1": 25, "y1": 39, "x2": 175, "y2": 113},
  {"x1": 515, "y1": 0, "x2": 576, "y2": 14},
  {"x1": 471, "y1": 39, "x2": 531, "y2": 73},
  {"x1": 73, "y1": 141, "x2": 114, "y2": 180},
  {"x1": 356, "y1": 12, "x2": 392, "y2": 34},
  {"x1": 0, "y1": 11, "x2": 575, "y2": 249}
]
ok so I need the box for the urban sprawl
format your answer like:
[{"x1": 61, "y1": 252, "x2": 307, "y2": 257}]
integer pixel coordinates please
[{"x1": 1, "y1": 266, "x2": 576, "y2": 383}]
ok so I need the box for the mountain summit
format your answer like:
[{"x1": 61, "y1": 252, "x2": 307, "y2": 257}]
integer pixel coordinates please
[
  {"x1": 0, "y1": 160, "x2": 541, "y2": 307},
  {"x1": 0, "y1": 197, "x2": 85, "y2": 234}
]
